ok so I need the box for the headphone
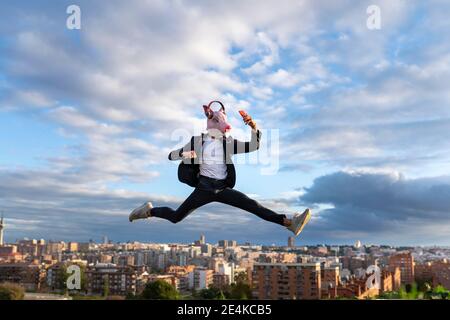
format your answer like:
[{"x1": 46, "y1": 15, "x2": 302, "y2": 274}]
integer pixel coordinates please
[{"x1": 203, "y1": 100, "x2": 225, "y2": 118}]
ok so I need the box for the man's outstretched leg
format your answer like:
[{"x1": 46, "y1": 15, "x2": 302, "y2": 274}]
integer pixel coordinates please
[
  {"x1": 129, "y1": 188, "x2": 213, "y2": 223},
  {"x1": 215, "y1": 187, "x2": 311, "y2": 236}
]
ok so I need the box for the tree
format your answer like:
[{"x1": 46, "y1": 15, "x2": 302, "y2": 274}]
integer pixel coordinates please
[
  {"x1": 229, "y1": 271, "x2": 252, "y2": 299},
  {"x1": 56, "y1": 265, "x2": 69, "y2": 294},
  {"x1": 56, "y1": 263, "x2": 87, "y2": 294},
  {"x1": 197, "y1": 287, "x2": 227, "y2": 300},
  {"x1": 103, "y1": 276, "x2": 110, "y2": 297},
  {"x1": 218, "y1": 290, "x2": 227, "y2": 300},
  {"x1": 378, "y1": 291, "x2": 400, "y2": 299},
  {"x1": 125, "y1": 292, "x2": 138, "y2": 300},
  {"x1": 400, "y1": 283, "x2": 420, "y2": 299},
  {"x1": 229, "y1": 283, "x2": 252, "y2": 299},
  {"x1": 428, "y1": 285, "x2": 449, "y2": 300},
  {"x1": 141, "y1": 280, "x2": 180, "y2": 300},
  {"x1": 188, "y1": 272, "x2": 253, "y2": 300},
  {"x1": 379, "y1": 282, "x2": 449, "y2": 300},
  {"x1": 0, "y1": 283, "x2": 25, "y2": 300}
]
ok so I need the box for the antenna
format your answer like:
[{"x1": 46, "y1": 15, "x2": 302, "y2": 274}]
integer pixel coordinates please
[{"x1": 0, "y1": 210, "x2": 4, "y2": 246}]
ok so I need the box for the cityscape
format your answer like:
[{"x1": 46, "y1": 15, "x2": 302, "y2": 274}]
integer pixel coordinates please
[{"x1": 0, "y1": 216, "x2": 449, "y2": 300}]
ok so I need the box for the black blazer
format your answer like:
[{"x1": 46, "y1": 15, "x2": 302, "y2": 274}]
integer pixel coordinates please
[{"x1": 168, "y1": 129, "x2": 262, "y2": 188}]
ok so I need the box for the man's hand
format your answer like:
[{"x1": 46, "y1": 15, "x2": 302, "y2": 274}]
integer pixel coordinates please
[
  {"x1": 239, "y1": 110, "x2": 257, "y2": 130},
  {"x1": 181, "y1": 151, "x2": 197, "y2": 159}
]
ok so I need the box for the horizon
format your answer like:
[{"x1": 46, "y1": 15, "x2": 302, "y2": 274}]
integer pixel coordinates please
[{"x1": 2, "y1": 226, "x2": 450, "y2": 249}]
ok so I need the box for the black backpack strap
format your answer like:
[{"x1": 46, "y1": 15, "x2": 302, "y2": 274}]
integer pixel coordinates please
[
  {"x1": 190, "y1": 136, "x2": 195, "y2": 165},
  {"x1": 222, "y1": 136, "x2": 227, "y2": 163}
]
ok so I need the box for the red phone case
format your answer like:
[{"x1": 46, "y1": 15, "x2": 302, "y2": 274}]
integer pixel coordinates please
[{"x1": 239, "y1": 110, "x2": 248, "y2": 118}]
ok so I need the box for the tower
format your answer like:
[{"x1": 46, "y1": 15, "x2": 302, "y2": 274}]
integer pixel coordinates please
[
  {"x1": 0, "y1": 212, "x2": 4, "y2": 246},
  {"x1": 288, "y1": 236, "x2": 295, "y2": 247}
]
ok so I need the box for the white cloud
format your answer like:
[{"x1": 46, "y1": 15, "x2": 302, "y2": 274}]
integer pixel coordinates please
[{"x1": 265, "y1": 69, "x2": 300, "y2": 88}]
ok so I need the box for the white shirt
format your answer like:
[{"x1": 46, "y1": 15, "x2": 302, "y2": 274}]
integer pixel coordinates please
[{"x1": 200, "y1": 135, "x2": 227, "y2": 180}]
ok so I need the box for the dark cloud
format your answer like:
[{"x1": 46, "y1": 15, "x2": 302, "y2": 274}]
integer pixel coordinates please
[{"x1": 299, "y1": 170, "x2": 450, "y2": 245}]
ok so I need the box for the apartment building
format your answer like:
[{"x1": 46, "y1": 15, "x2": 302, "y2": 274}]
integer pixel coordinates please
[{"x1": 252, "y1": 262, "x2": 321, "y2": 299}]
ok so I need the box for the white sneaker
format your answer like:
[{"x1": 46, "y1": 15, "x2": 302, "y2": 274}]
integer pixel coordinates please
[
  {"x1": 287, "y1": 208, "x2": 311, "y2": 236},
  {"x1": 129, "y1": 202, "x2": 153, "y2": 222}
]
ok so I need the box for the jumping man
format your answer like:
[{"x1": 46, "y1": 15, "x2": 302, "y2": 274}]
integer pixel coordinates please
[{"x1": 129, "y1": 101, "x2": 311, "y2": 237}]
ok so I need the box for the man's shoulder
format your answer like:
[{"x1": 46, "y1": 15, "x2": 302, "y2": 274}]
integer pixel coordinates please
[
  {"x1": 225, "y1": 135, "x2": 234, "y2": 143},
  {"x1": 191, "y1": 134, "x2": 203, "y2": 141}
]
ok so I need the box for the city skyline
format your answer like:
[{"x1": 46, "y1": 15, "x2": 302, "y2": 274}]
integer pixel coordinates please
[
  {"x1": 1, "y1": 211, "x2": 449, "y2": 247},
  {"x1": 1, "y1": 232, "x2": 449, "y2": 300},
  {"x1": 1, "y1": 222, "x2": 450, "y2": 249},
  {"x1": 1, "y1": 1, "x2": 450, "y2": 246}
]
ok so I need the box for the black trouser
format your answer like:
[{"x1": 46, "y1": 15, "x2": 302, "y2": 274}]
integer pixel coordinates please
[{"x1": 151, "y1": 176, "x2": 286, "y2": 226}]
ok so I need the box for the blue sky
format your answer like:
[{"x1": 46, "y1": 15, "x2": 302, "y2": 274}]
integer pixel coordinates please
[{"x1": 1, "y1": 0, "x2": 450, "y2": 246}]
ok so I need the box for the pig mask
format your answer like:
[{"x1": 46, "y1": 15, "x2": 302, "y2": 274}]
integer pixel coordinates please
[{"x1": 203, "y1": 101, "x2": 232, "y2": 135}]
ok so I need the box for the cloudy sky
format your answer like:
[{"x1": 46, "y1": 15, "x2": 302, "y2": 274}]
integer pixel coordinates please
[{"x1": 1, "y1": 0, "x2": 450, "y2": 246}]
